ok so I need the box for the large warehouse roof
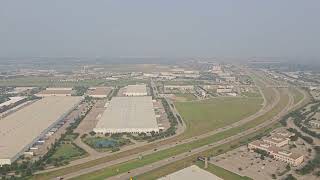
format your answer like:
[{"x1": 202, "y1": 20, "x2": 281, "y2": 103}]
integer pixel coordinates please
[
  {"x1": 0, "y1": 96, "x2": 26, "y2": 108},
  {"x1": 124, "y1": 84, "x2": 147, "y2": 96},
  {"x1": 0, "y1": 96, "x2": 82, "y2": 163},
  {"x1": 94, "y1": 96, "x2": 159, "y2": 133}
]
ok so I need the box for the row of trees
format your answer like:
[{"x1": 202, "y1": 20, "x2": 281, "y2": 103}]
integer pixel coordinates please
[
  {"x1": 73, "y1": 86, "x2": 88, "y2": 96},
  {"x1": 297, "y1": 146, "x2": 320, "y2": 175},
  {"x1": 287, "y1": 128, "x2": 314, "y2": 144}
]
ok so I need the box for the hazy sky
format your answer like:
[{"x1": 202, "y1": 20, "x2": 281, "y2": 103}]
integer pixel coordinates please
[{"x1": 0, "y1": 0, "x2": 319, "y2": 58}]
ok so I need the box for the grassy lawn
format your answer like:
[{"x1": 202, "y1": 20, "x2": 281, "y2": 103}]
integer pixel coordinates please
[
  {"x1": 175, "y1": 97, "x2": 263, "y2": 138},
  {"x1": 174, "y1": 93, "x2": 197, "y2": 101},
  {"x1": 289, "y1": 87, "x2": 305, "y2": 105},
  {"x1": 196, "y1": 161, "x2": 252, "y2": 180},
  {"x1": 63, "y1": 134, "x2": 79, "y2": 141},
  {"x1": 51, "y1": 143, "x2": 86, "y2": 160},
  {"x1": 241, "y1": 91, "x2": 261, "y2": 98}
]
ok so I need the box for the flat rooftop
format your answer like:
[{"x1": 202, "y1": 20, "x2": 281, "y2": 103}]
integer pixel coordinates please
[
  {"x1": 94, "y1": 96, "x2": 158, "y2": 132},
  {"x1": 0, "y1": 96, "x2": 82, "y2": 161},
  {"x1": 37, "y1": 89, "x2": 73, "y2": 95},
  {"x1": 158, "y1": 165, "x2": 222, "y2": 180},
  {"x1": 0, "y1": 97, "x2": 26, "y2": 108},
  {"x1": 125, "y1": 84, "x2": 147, "y2": 94}
]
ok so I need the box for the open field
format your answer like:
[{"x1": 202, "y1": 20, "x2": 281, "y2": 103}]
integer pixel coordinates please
[
  {"x1": 175, "y1": 97, "x2": 263, "y2": 138},
  {"x1": 290, "y1": 87, "x2": 304, "y2": 105},
  {"x1": 64, "y1": 89, "x2": 288, "y2": 180},
  {"x1": 51, "y1": 143, "x2": 86, "y2": 160},
  {"x1": 241, "y1": 91, "x2": 261, "y2": 98},
  {"x1": 174, "y1": 93, "x2": 197, "y2": 101},
  {"x1": 196, "y1": 161, "x2": 252, "y2": 180}
]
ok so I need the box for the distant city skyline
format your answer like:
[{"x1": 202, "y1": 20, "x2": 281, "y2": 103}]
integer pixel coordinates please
[{"x1": 0, "y1": 0, "x2": 319, "y2": 58}]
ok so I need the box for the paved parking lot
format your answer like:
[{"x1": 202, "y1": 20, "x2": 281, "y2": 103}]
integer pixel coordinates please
[{"x1": 211, "y1": 146, "x2": 288, "y2": 180}]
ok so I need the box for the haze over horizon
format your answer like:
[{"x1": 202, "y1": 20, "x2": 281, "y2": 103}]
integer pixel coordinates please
[{"x1": 1, "y1": 0, "x2": 319, "y2": 59}]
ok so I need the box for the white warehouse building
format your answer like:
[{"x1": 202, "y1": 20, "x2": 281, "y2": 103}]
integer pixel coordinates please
[
  {"x1": 93, "y1": 96, "x2": 159, "y2": 134},
  {"x1": 123, "y1": 84, "x2": 147, "y2": 96},
  {"x1": 0, "y1": 96, "x2": 82, "y2": 166}
]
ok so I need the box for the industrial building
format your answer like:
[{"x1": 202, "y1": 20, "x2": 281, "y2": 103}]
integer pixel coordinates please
[
  {"x1": 0, "y1": 96, "x2": 82, "y2": 165},
  {"x1": 123, "y1": 84, "x2": 147, "y2": 96},
  {"x1": 36, "y1": 87, "x2": 73, "y2": 97},
  {"x1": 158, "y1": 165, "x2": 222, "y2": 180},
  {"x1": 93, "y1": 96, "x2": 159, "y2": 134},
  {"x1": 0, "y1": 96, "x2": 27, "y2": 111}
]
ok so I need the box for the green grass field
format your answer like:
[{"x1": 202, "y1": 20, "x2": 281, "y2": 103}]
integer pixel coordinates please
[
  {"x1": 196, "y1": 161, "x2": 252, "y2": 180},
  {"x1": 289, "y1": 87, "x2": 305, "y2": 105},
  {"x1": 51, "y1": 143, "x2": 86, "y2": 160},
  {"x1": 175, "y1": 97, "x2": 263, "y2": 138},
  {"x1": 241, "y1": 91, "x2": 261, "y2": 97},
  {"x1": 174, "y1": 93, "x2": 197, "y2": 101}
]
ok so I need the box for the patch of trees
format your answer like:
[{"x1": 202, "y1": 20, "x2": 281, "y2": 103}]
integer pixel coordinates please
[
  {"x1": 176, "y1": 114, "x2": 183, "y2": 124},
  {"x1": 287, "y1": 128, "x2": 313, "y2": 144},
  {"x1": 73, "y1": 86, "x2": 88, "y2": 96},
  {"x1": 108, "y1": 86, "x2": 120, "y2": 100},
  {"x1": 296, "y1": 146, "x2": 320, "y2": 175},
  {"x1": 280, "y1": 101, "x2": 320, "y2": 140},
  {"x1": 284, "y1": 174, "x2": 297, "y2": 180},
  {"x1": 148, "y1": 82, "x2": 154, "y2": 98},
  {"x1": 0, "y1": 95, "x2": 10, "y2": 103}
]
